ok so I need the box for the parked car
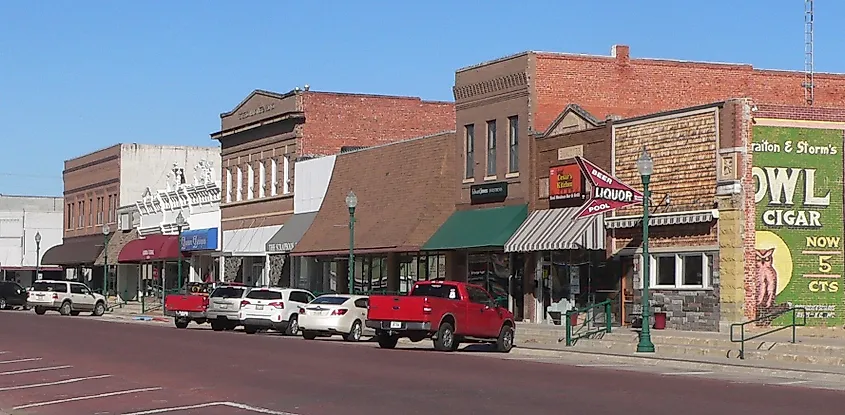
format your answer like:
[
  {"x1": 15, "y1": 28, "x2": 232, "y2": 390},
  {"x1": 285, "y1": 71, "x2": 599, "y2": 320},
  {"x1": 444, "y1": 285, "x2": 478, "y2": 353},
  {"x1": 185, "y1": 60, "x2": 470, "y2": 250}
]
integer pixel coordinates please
[
  {"x1": 27, "y1": 280, "x2": 107, "y2": 316},
  {"x1": 0, "y1": 281, "x2": 29, "y2": 310},
  {"x1": 164, "y1": 282, "x2": 216, "y2": 329},
  {"x1": 206, "y1": 283, "x2": 249, "y2": 331},
  {"x1": 299, "y1": 294, "x2": 373, "y2": 342},
  {"x1": 239, "y1": 288, "x2": 315, "y2": 335},
  {"x1": 366, "y1": 281, "x2": 515, "y2": 352}
]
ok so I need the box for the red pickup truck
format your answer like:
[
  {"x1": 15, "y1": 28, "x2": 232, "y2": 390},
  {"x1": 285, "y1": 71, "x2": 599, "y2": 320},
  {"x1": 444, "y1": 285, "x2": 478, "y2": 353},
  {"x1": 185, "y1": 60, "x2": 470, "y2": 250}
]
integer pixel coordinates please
[
  {"x1": 163, "y1": 282, "x2": 216, "y2": 329},
  {"x1": 365, "y1": 281, "x2": 515, "y2": 353}
]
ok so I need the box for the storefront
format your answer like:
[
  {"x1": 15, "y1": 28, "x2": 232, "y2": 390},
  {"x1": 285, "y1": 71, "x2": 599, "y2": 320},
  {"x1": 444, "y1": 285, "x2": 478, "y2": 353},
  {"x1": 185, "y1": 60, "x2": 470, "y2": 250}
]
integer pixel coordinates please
[
  {"x1": 39, "y1": 234, "x2": 106, "y2": 287},
  {"x1": 222, "y1": 225, "x2": 282, "y2": 286},
  {"x1": 180, "y1": 227, "x2": 221, "y2": 283},
  {"x1": 118, "y1": 234, "x2": 188, "y2": 299},
  {"x1": 265, "y1": 212, "x2": 317, "y2": 287},
  {"x1": 96, "y1": 228, "x2": 139, "y2": 299}
]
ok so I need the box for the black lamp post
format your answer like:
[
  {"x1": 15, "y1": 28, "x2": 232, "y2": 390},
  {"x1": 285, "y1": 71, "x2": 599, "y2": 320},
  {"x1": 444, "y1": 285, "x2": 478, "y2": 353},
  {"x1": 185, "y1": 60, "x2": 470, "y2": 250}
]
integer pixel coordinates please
[
  {"x1": 34, "y1": 232, "x2": 41, "y2": 282},
  {"x1": 636, "y1": 147, "x2": 656, "y2": 353},
  {"x1": 102, "y1": 224, "x2": 110, "y2": 296},
  {"x1": 345, "y1": 191, "x2": 357, "y2": 295},
  {"x1": 175, "y1": 212, "x2": 187, "y2": 293}
]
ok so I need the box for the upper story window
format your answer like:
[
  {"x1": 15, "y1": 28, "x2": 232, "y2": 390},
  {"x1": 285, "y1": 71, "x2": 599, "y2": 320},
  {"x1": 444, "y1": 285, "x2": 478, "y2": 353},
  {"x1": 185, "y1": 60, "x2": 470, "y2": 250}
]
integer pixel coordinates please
[
  {"x1": 486, "y1": 120, "x2": 497, "y2": 176},
  {"x1": 259, "y1": 161, "x2": 266, "y2": 198},
  {"x1": 225, "y1": 169, "x2": 232, "y2": 203},
  {"x1": 236, "y1": 167, "x2": 243, "y2": 202},
  {"x1": 77, "y1": 201, "x2": 83, "y2": 228},
  {"x1": 247, "y1": 164, "x2": 255, "y2": 200},
  {"x1": 270, "y1": 159, "x2": 278, "y2": 196},
  {"x1": 88, "y1": 198, "x2": 93, "y2": 226},
  {"x1": 67, "y1": 203, "x2": 74, "y2": 229},
  {"x1": 464, "y1": 124, "x2": 474, "y2": 179},
  {"x1": 508, "y1": 116, "x2": 519, "y2": 174},
  {"x1": 283, "y1": 155, "x2": 291, "y2": 194}
]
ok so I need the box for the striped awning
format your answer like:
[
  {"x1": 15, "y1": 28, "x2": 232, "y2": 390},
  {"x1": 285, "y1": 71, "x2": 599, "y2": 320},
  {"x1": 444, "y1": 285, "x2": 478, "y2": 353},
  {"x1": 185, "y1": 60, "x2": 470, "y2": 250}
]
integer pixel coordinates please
[
  {"x1": 604, "y1": 209, "x2": 718, "y2": 229},
  {"x1": 504, "y1": 207, "x2": 605, "y2": 253}
]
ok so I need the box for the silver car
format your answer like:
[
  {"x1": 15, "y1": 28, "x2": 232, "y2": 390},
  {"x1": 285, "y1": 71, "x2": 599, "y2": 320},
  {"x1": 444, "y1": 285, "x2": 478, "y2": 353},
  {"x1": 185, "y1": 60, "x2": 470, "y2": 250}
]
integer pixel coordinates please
[{"x1": 206, "y1": 284, "x2": 249, "y2": 331}]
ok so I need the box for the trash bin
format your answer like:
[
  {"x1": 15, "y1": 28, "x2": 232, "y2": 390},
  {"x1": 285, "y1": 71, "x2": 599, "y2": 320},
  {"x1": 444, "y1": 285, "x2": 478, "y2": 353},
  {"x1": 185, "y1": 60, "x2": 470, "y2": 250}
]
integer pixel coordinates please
[{"x1": 653, "y1": 311, "x2": 667, "y2": 330}]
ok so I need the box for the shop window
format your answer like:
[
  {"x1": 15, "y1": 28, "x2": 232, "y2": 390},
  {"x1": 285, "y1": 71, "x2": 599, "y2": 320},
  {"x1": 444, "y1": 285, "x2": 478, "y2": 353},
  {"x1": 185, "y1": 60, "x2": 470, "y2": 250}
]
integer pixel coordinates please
[
  {"x1": 486, "y1": 120, "x2": 497, "y2": 176},
  {"x1": 225, "y1": 168, "x2": 232, "y2": 203},
  {"x1": 645, "y1": 253, "x2": 713, "y2": 289},
  {"x1": 464, "y1": 124, "x2": 474, "y2": 179},
  {"x1": 508, "y1": 116, "x2": 519, "y2": 173},
  {"x1": 399, "y1": 254, "x2": 446, "y2": 293}
]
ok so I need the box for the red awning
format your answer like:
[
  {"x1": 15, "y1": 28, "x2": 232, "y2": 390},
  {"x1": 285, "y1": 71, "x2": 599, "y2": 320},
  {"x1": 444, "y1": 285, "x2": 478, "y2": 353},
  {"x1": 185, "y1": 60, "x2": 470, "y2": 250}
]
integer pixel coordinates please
[{"x1": 117, "y1": 235, "x2": 187, "y2": 263}]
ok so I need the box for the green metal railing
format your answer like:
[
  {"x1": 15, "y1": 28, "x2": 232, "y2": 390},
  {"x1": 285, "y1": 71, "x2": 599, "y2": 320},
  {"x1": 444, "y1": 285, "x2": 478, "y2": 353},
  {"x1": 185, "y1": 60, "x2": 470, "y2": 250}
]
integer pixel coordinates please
[
  {"x1": 564, "y1": 300, "x2": 613, "y2": 346},
  {"x1": 729, "y1": 307, "x2": 807, "y2": 359}
]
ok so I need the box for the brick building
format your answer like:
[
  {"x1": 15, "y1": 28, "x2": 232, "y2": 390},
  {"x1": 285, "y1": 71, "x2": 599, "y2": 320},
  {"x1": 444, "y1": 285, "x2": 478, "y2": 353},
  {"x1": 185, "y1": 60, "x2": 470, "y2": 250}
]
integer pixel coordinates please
[
  {"x1": 211, "y1": 88, "x2": 455, "y2": 285},
  {"x1": 41, "y1": 144, "x2": 220, "y2": 298}
]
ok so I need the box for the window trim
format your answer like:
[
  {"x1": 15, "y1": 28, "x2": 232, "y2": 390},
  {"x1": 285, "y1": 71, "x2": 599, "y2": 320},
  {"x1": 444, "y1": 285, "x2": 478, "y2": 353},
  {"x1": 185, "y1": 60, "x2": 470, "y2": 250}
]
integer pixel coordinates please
[
  {"x1": 464, "y1": 124, "x2": 475, "y2": 179},
  {"x1": 486, "y1": 120, "x2": 497, "y2": 177},
  {"x1": 638, "y1": 252, "x2": 713, "y2": 290},
  {"x1": 507, "y1": 115, "x2": 519, "y2": 174}
]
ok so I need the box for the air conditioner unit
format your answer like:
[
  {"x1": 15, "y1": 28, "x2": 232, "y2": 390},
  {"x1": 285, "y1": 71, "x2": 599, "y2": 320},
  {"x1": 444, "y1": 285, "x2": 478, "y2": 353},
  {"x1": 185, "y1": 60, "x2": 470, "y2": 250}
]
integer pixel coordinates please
[{"x1": 118, "y1": 213, "x2": 132, "y2": 231}]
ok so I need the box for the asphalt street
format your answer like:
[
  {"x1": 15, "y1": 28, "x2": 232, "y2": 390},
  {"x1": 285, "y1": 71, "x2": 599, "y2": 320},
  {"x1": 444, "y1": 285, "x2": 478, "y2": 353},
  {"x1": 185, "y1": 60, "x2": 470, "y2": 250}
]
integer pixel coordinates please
[{"x1": 1, "y1": 310, "x2": 844, "y2": 415}]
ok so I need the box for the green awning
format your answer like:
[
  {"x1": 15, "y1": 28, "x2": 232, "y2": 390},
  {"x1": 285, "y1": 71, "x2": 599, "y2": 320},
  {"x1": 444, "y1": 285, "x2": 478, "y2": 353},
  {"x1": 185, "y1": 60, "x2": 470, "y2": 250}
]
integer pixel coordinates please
[{"x1": 422, "y1": 204, "x2": 528, "y2": 251}]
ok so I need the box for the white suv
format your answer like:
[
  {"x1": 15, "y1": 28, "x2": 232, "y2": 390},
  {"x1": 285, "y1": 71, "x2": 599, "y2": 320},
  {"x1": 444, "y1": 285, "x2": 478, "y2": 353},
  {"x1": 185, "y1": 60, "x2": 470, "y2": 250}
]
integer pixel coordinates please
[
  {"x1": 206, "y1": 284, "x2": 249, "y2": 331},
  {"x1": 238, "y1": 288, "x2": 315, "y2": 335},
  {"x1": 28, "y1": 280, "x2": 107, "y2": 316}
]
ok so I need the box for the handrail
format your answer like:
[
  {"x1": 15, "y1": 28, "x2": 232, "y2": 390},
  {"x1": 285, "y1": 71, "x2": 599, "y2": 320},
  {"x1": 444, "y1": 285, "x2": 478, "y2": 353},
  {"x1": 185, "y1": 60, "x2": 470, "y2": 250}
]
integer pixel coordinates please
[
  {"x1": 729, "y1": 307, "x2": 807, "y2": 359},
  {"x1": 564, "y1": 300, "x2": 613, "y2": 346}
]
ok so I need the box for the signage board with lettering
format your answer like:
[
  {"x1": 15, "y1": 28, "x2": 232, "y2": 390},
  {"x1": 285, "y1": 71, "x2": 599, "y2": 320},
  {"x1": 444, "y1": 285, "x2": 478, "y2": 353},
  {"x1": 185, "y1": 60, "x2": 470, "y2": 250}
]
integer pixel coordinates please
[
  {"x1": 549, "y1": 164, "x2": 587, "y2": 209},
  {"x1": 180, "y1": 228, "x2": 219, "y2": 252},
  {"x1": 752, "y1": 126, "x2": 844, "y2": 326},
  {"x1": 267, "y1": 242, "x2": 296, "y2": 254},
  {"x1": 470, "y1": 182, "x2": 508, "y2": 205},
  {"x1": 575, "y1": 156, "x2": 643, "y2": 218}
]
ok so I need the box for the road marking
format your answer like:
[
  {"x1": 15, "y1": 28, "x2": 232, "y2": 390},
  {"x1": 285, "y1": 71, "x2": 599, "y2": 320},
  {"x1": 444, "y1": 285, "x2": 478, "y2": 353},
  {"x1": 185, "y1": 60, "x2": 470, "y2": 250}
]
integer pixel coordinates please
[
  {"x1": 661, "y1": 371, "x2": 714, "y2": 376},
  {"x1": 13, "y1": 387, "x2": 163, "y2": 410},
  {"x1": 0, "y1": 365, "x2": 71, "y2": 375},
  {"x1": 777, "y1": 380, "x2": 810, "y2": 385},
  {"x1": 123, "y1": 401, "x2": 300, "y2": 415},
  {"x1": 0, "y1": 357, "x2": 42, "y2": 365},
  {"x1": 0, "y1": 375, "x2": 112, "y2": 392}
]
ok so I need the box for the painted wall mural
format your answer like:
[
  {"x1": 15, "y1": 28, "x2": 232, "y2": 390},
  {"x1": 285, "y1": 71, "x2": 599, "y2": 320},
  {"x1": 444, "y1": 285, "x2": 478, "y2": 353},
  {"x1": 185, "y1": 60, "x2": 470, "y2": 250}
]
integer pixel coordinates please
[{"x1": 752, "y1": 126, "x2": 844, "y2": 326}]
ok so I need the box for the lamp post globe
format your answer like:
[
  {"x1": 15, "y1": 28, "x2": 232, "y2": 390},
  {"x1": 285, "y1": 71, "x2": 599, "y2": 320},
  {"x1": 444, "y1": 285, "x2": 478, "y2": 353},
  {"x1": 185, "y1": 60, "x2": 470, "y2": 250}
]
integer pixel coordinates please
[
  {"x1": 345, "y1": 190, "x2": 357, "y2": 295},
  {"x1": 636, "y1": 146, "x2": 656, "y2": 353}
]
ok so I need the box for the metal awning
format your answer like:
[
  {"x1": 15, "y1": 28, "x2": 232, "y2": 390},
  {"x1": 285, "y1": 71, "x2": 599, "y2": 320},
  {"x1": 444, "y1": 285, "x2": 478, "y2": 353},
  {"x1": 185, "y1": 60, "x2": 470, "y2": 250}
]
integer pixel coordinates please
[
  {"x1": 504, "y1": 207, "x2": 605, "y2": 253},
  {"x1": 604, "y1": 209, "x2": 719, "y2": 229},
  {"x1": 265, "y1": 212, "x2": 318, "y2": 254},
  {"x1": 222, "y1": 225, "x2": 282, "y2": 256}
]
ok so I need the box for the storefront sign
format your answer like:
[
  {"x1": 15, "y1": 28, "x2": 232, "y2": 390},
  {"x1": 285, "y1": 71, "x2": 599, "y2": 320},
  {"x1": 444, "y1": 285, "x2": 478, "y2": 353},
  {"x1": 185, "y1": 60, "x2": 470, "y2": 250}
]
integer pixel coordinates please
[
  {"x1": 752, "y1": 126, "x2": 844, "y2": 326},
  {"x1": 267, "y1": 242, "x2": 296, "y2": 253},
  {"x1": 238, "y1": 103, "x2": 276, "y2": 120},
  {"x1": 574, "y1": 156, "x2": 643, "y2": 218},
  {"x1": 180, "y1": 228, "x2": 219, "y2": 251},
  {"x1": 549, "y1": 164, "x2": 587, "y2": 209},
  {"x1": 470, "y1": 182, "x2": 508, "y2": 204},
  {"x1": 142, "y1": 249, "x2": 155, "y2": 260}
]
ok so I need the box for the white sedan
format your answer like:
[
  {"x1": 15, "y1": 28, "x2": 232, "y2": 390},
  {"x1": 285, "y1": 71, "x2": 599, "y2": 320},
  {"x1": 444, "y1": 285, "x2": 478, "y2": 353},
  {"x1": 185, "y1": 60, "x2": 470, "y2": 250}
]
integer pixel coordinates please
[{"x1": 298, "y1": 294, "x2": 373, "y2": 342}]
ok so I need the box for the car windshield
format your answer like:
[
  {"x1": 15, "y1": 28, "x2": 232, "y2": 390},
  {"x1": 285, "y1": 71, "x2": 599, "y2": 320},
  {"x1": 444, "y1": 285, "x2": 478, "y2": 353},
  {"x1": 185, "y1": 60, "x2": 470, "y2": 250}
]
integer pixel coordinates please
[
  {"x1": 410, "y1": 284, "x2": 458, "y2": 299},
  {"x1": 310, "y1": 296, "x2": 349, "y2": 305},
  {"x1": 246, "y1": 290, "x2": 283, "y2": 300},
  {"x1": 211, "y1": 287, "x2": 245, "y2": 299},
  {"x1": 31, "y1": 282, "x2": 66, "y2": 292}
]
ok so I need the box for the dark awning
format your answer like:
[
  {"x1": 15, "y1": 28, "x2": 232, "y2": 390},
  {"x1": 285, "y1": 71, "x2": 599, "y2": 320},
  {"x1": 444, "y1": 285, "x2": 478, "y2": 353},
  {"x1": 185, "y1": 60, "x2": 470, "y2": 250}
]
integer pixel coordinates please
[
  {"x1": 40, "y1": 235, "x2": 106, "y2": 267},
  {"x1": 118, "y1": 235, "x2": 185, "y2": 263},
  {"x1": 422, "y1": 205, "x2": 528, "y2": 251},
  {"x1": 266, "y1": 212, "x2": 318, "y2": 254}
]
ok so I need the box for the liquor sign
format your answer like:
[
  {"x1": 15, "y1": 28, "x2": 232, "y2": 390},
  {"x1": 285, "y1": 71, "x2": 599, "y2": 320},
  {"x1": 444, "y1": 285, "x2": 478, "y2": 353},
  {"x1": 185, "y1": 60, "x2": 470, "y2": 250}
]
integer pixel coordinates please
[
  {"x1": 549, "y1": 164, "x2": 588, "y2": 209},
  {"x1": 574, "y1": 156, "x2": 643, "y2": 218}
]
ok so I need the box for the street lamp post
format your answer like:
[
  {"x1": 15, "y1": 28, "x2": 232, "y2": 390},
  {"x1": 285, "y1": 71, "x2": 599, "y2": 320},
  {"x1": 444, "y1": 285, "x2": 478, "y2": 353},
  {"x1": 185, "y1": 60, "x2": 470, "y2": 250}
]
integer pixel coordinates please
[
  {"x1": 175, "y1": 212, "x2": 187, "y2": 294},
  {"x1": 34, "y1": 232, "x2": 42, "y2": 283},
  {"x1": 345, "y1": 191, "x2": 357, "y2": 295},
  {"x1": 102, "y1": 225, "x2": 110, "y2": 297},
  {"x1": 636, "y1": 147, "x2": 656, "y2": 353}
]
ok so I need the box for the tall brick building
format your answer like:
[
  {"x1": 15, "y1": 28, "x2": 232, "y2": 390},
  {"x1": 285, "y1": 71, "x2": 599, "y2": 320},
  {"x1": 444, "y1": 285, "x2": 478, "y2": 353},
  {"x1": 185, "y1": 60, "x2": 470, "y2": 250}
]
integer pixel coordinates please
[{"x1": 211, "y1": 88, "x2": 454, "y2": 284}]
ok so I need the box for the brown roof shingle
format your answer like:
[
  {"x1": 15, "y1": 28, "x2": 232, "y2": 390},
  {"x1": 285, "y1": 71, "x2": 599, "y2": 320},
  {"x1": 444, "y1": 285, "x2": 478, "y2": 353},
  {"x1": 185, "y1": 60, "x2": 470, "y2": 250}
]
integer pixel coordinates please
[{"x1": 293, "y1": 131, "x2": 456, "y2": 256}]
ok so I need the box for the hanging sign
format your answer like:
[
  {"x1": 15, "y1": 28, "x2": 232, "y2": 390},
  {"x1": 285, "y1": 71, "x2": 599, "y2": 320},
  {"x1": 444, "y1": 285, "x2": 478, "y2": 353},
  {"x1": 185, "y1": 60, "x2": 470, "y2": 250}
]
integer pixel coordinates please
[{"x1": 575, "y1": 156, "x2": 643, "y2": 218}]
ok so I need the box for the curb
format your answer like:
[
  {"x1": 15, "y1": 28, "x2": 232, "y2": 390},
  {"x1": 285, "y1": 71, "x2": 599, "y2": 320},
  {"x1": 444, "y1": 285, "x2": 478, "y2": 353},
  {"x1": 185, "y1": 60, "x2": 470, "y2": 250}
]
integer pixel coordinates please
[{"x1": 513, "y1": 343, "x2": 845, "y2": 382}]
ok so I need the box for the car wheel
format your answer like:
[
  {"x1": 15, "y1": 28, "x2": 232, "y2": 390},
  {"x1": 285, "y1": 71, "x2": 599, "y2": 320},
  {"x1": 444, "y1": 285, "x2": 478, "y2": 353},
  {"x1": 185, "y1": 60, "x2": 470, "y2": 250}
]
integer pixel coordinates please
[
  {"x1": 0, "y1": 297, "x2": 7, "y2": 310},
  {"x1": 496, "y1": 325, "x2": 514, "y2": 353},
  {"x1": 59, "y1": 301, "x2": 72, "y2": 316},
  {"x1": 34, "y1": 306, "x2": 46, "y2": 315},
  {"x1": 302, "y1": 330, "x2": 318, "y2": 340},
  {"x1": 211, "y1": 321, "x2": 225, "y2": 332},
  {"x1": 244, "y1": 325, "x2": 259, "y2": 335},
  {"x1": 345, "y1": 320, "x2": 363, "y2": 342},
  {"x1": 225, "y1": 322, "x2": 237, "y2": 331},
  {"x1": 433, "y1": 322, "x2": 456, "y2": 352},
  {"x1": 377, "y1": 334, "x2": 399, "y2": 349},
  {"x1": 286, "y1": 315, "x2": 299, "y2": 335},
  {"x1": 174, "y1": 318, "x2": 190, "y2": 329},
  {"x1": 92, "y1": 302, "x2": 106, "y2": 317}
]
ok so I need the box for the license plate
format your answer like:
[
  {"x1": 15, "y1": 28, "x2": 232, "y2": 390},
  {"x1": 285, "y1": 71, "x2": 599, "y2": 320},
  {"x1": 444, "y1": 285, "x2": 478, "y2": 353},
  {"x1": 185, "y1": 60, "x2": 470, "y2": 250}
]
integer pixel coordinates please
[
  {"x1": 176, "y1": 311, "x2": 188, "y2": 317},
  {"x1": 256, "y1": 305, "x2": 264, "y2": 310},
  {"x1": 219, "y1": 304, "x2": 228, "y2": 309},
  {"x1": 390, "y1": 321, "x2": 402, "y2": 329}
]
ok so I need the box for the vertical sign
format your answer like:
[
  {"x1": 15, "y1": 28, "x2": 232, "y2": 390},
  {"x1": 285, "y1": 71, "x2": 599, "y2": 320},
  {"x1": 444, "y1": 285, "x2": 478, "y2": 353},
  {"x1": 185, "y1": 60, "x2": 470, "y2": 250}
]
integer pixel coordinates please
[{"x1": 752, "y1": 126, "x2": 844, "y2": 326}]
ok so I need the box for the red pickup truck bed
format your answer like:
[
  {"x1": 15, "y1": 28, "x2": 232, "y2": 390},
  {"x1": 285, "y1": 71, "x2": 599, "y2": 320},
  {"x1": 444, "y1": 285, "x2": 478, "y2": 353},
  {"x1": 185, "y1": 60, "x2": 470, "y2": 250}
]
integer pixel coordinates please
[{"x1": 366, "y1": 281, "x2": 515, "y2": 353}]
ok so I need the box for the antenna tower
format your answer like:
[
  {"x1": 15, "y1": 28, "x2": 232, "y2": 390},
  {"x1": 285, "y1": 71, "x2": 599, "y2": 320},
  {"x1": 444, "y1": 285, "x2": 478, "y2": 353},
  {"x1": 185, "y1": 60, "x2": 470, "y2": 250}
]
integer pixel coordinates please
[{"x1": 803, "y1": 0, "x2": 815, "y2": 105}]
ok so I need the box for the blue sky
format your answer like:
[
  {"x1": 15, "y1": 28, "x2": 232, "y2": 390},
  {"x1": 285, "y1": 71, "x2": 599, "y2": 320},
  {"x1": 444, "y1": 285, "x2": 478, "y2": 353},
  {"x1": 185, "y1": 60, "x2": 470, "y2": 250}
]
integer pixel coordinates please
[{"x1": 1, "y1": 0, "x2": 843, "y2": 196}]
